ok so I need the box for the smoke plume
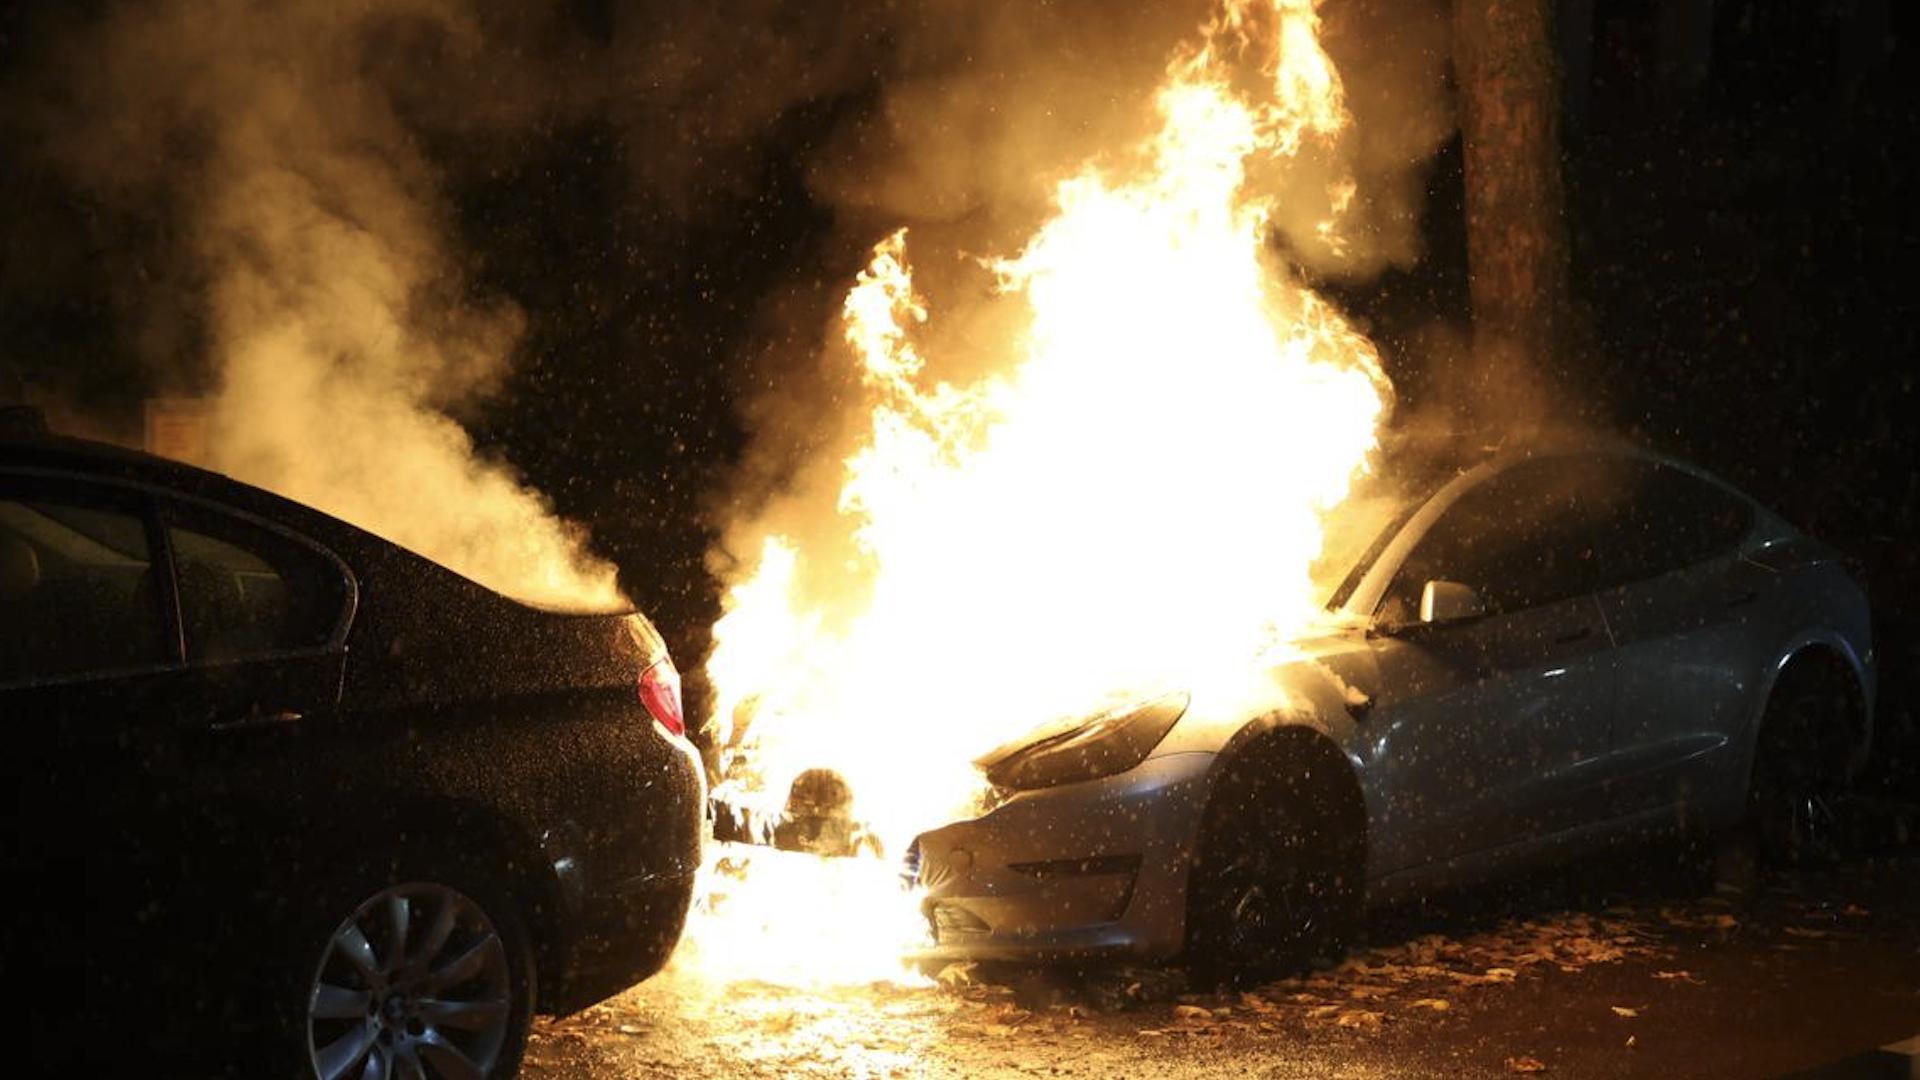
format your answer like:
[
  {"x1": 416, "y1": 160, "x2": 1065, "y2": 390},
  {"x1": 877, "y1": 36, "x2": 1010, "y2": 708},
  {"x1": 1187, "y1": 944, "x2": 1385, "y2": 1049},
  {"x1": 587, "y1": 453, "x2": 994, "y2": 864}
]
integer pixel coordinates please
[
  {"x1": 5, "y1": 0, "x2": 620, "y2": 609},
  {"x1": 1, "y1": 0, "x2": 1458, "y2": 629}
]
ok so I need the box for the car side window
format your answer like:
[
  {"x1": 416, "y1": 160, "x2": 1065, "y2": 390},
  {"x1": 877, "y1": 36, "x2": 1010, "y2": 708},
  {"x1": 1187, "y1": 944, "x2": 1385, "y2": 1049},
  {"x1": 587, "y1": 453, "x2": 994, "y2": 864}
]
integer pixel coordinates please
[
  {"x1": 0, "y1": 495, "x2": 167, "y2": 682},
  {"x1": 1381, "y1": 458, "x2": 1615, "y2": 621},
  {"x1": 165, "y1": 508, "x2": 349, "y2": 662},
  {"x1": 1597, "y1": 463, "x2": 1754, "y2": 587}
]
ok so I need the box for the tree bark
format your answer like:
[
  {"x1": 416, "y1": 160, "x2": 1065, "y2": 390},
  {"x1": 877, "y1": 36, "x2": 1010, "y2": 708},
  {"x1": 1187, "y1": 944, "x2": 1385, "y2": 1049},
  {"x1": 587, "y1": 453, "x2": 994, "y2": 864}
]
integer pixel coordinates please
[{"x1": 1451, "y1": 0, "x2": 1571, "y2": 432}]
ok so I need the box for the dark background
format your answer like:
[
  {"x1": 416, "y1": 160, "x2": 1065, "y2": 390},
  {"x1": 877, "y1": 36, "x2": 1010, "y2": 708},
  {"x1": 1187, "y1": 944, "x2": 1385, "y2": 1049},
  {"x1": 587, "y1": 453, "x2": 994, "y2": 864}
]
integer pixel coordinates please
[{"x1": 0, "y1": 1, "x2": 1914, "y2": 762}]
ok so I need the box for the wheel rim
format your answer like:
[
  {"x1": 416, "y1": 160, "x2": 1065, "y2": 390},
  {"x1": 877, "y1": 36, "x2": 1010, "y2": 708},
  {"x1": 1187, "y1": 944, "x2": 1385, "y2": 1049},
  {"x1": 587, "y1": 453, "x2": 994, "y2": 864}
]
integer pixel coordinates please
[
  {"x1": 306, "y1": 882, "x2": 513, "y2": 1080},
  {"x1": 1786, "y1": 786, "x2": 1840, "y2": 861},
  {"x1": 1219, "y1": 827, "x2": 1314, "y2": 955},
  {"x1": 1189, "y1": 788, "x2": 1330, "y2": 983},
  {"x1": 1753, "y1": 677, "x2": 1850, "y2": 870},
  {"x1": 1758, "y1": 764, "x2": 1842, "y2": 867}
]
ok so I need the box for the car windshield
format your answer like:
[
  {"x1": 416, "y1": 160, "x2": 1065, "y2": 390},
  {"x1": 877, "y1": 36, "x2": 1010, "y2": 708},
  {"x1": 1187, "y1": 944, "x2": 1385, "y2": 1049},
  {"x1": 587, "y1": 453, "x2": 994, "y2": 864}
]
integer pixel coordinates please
[
  {"x1": 1315, "y1": 490, "x2": 1419, "y2": 611},
  {"x1": 1314, "y1": 436, "x2": 1485, "y2": 611}
]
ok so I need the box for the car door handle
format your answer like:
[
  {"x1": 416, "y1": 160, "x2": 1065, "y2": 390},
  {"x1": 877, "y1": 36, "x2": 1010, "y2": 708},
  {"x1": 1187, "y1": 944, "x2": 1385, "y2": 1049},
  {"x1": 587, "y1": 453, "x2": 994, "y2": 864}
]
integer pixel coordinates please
[
  {"x1": 210, "y1": 709, "x2": 304, "y2": 734},
  {"x1": 1552, "y1": 626, "x2": 1593, "y2": 644}
]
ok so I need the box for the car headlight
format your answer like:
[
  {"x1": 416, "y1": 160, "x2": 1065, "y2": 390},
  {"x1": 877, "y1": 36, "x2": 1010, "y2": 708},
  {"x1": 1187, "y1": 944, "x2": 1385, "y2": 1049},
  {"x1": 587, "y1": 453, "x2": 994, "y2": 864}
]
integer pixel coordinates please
[{"x1": 978, "y1": 692, "x2": 1190, "y2": 792}]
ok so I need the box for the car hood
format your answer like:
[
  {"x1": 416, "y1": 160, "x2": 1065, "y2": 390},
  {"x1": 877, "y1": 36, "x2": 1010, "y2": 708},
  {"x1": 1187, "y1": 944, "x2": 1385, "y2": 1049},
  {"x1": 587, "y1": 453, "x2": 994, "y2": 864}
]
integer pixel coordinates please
[{"x1": 972, "y1": 623, "x2": 1377, "y2": 772}]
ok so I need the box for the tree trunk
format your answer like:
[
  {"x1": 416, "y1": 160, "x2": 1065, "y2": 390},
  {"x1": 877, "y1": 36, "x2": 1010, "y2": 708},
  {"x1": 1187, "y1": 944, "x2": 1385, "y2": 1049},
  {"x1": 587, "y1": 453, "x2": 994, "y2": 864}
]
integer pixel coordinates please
[{"x1": 1451, "y1": 0, "x2": 1571, "y2": 432}]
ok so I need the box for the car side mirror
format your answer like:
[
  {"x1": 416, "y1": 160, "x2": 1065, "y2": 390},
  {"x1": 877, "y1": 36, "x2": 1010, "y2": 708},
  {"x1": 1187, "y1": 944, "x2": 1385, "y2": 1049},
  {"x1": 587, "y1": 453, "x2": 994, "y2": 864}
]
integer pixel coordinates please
[{"x1": 1421, "y1": 579, "x2": 1485, "y2": 624}]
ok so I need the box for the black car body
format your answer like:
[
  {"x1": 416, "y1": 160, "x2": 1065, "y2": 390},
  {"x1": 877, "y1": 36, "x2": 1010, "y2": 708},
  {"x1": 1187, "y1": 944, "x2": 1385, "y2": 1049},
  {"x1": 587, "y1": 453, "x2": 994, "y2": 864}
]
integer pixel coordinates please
[{"x1": 1, "y1": 416, "x2": 705, "y2": 1077}]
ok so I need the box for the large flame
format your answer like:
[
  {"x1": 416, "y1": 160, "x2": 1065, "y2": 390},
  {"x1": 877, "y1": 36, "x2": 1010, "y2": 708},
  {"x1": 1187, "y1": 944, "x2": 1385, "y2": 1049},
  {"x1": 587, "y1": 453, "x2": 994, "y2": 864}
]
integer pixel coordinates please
[{"x1": 683, "y1": 0, "x2": 1390, "y2": 986}]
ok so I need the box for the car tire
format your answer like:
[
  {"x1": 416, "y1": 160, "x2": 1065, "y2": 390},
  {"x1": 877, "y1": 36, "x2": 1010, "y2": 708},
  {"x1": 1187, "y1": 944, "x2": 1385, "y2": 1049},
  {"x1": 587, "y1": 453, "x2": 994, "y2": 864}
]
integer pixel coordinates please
[
  {"x1": 272, "y1": 848, "x2": 537, "y2": 1080},
  {"x1": 1183, "y1": 750, "x2": 1359, "y2": 989},
  {"x1": 1744, "y1": 662, "x2": 1857, "y2": 876}
]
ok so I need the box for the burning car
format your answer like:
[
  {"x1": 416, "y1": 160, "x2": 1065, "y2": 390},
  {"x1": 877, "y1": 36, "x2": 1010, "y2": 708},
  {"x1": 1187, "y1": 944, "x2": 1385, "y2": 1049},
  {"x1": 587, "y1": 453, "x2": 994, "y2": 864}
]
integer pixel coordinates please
[
  {"x1": 904, "y1": 434, "x2": 1877, "y2": 986},
  {"x1": 0, "y1": 410, "x2": 705, "y2": 1077}
]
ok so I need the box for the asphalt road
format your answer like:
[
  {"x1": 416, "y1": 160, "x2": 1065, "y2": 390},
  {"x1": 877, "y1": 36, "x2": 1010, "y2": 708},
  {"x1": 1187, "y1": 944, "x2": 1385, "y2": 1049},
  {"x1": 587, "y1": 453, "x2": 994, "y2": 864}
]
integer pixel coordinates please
[{"x1": 521, "y1": 836, "x2": 1920, "y2": 1080}]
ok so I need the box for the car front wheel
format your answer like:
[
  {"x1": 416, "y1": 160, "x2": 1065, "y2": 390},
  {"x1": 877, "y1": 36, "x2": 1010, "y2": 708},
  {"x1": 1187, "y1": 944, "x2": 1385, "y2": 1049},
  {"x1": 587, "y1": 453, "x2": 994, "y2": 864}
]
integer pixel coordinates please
[{"x1": 1183, "y1": 750, "x2": 1359, "y2": 989}]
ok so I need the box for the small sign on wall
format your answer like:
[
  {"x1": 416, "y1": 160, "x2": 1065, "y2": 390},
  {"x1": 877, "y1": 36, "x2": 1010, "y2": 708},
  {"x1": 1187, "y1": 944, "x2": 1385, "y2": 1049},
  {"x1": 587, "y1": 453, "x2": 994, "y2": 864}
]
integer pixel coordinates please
[{"x1": 144, "y1": 397, "x2": 211, "y2": 466}]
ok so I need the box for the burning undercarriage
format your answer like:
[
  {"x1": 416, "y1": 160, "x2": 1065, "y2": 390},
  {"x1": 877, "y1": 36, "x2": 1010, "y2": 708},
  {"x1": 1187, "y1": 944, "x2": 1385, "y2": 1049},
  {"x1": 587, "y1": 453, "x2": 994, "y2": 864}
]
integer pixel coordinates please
[{"x1": 712, "y1": 766, "x2": 884, "y2": 860}]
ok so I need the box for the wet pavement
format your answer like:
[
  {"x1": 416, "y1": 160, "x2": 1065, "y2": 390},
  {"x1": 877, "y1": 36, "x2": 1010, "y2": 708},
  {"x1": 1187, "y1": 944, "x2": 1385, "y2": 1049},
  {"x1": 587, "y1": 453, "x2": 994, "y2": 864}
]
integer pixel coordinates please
[{"x1": 522, "y1": 839, "x2": 1920, "y2": 1080}]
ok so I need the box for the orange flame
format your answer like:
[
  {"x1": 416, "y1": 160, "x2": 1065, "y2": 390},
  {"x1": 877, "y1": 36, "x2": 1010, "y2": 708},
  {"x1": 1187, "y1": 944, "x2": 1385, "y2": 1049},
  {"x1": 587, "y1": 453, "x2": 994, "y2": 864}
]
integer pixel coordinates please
[{"x1": 688, "y1": 0, "x2": 1390, "y2": 985}]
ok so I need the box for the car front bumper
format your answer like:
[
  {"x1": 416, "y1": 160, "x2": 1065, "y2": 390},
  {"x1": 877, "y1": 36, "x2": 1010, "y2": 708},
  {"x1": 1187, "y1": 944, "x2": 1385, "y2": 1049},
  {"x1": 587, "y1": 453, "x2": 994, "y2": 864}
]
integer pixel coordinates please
[{"x1": 904, "y1": 750, "x2": 1215, "y2": 964}]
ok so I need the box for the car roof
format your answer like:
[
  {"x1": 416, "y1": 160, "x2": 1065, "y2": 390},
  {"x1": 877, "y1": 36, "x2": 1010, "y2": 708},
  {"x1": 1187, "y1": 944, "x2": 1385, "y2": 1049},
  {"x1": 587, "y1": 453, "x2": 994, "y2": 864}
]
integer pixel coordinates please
[
  {"x1": 2, "y1": 406, "x2": 645, "y2": 619},
  {"x1": 1, "y1": 408, "x2": 388, "y2": 550},
  {"x1": 1368, "y1": 426, "x2": 1737, "y2": 494},
  {"x1": 8, "y1": 425, "x2": 277, "y2": 504}
]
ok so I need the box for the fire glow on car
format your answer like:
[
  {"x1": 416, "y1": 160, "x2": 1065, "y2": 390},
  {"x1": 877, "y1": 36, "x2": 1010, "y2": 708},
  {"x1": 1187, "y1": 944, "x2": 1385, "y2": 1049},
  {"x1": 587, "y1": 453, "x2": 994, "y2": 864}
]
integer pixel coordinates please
[{"x1": 678, "y1": 0, "x2": 1393, "y2": 986}]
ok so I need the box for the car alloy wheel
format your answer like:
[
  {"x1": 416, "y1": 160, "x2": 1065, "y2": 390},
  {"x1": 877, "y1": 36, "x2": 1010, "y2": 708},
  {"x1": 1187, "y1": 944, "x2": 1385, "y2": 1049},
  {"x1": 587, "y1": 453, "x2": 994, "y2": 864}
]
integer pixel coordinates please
[
  {"x1": 1184, "y1": 749, "x2": 1358, "y2": 989},
  {"x1": 304, "y1": 878, "x2": 528, "y2": 1080},
  {"x1": 1749, "y1": 663, "x2": 1854, "y2": 873}
]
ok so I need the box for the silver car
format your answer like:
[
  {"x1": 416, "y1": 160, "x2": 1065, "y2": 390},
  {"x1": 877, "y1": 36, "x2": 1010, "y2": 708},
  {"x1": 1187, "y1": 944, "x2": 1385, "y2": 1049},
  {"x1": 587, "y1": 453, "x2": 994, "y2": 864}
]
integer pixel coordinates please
[{"x1": 905, "y1": 435, "x2": 1877, "y2": 985}]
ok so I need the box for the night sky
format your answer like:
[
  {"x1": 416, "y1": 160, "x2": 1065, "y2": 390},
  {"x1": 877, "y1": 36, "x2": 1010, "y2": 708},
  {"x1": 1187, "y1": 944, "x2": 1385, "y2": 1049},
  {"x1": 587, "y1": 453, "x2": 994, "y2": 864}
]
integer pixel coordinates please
[{"x1": 0, "y1": 0, "x2": 1914, "y2": 725}]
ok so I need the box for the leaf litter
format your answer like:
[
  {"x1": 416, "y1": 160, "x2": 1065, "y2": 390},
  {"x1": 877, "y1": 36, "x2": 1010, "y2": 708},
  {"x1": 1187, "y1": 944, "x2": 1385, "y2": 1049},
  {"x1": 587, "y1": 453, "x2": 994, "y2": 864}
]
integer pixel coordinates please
[{"x1": 525, "y1": 864, "x2": 1893, "y2": 1075}]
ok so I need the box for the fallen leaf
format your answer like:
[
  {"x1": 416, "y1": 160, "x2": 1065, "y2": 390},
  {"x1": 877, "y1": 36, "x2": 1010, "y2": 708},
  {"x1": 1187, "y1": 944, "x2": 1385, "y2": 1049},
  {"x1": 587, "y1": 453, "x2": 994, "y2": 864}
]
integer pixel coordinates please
[
  {"x1": 761, "y1": 1013, "x2": 798, "y2": 1035},
  {"x1": 1783, "y1": 926, "x2": 1830, "y2": 939},
  {"x1": 936, "y1": 962, "x2": 977, "y2": 987},
  {"x1": 1611, "y1": 1006, "x2": 1640, "y2": 1018},
  {"x1": 1173, "y1": 1005, "x2": 1212, "y2": 1021},
  {"x1": 1411, "y1": 999, "x2": 1451, "y2": 1011},
  {"x1": 987, "y1": 1004, "x2": 1033, "y2": 1025},
  {"x1": 1626, "y1": 1035, "x2": 1637, "y2": 1049},
  {"x1": 1307, "y1": 1004, "x2": 1342, "y2": 1019},
  {"x1": 1335, "y1": 1009, "x2": 1384, "y2": 1029},
  {"x1": 1507, "y1": 1055, "x2": 1548, "y2": 1073}
]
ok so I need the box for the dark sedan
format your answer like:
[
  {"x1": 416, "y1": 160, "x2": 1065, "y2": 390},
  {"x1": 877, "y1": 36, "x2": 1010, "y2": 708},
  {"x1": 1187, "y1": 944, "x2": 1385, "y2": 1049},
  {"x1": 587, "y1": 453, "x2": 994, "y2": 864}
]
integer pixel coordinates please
[{"x1": 1, "y1": 410, "x2": 705, "y2": 1078}]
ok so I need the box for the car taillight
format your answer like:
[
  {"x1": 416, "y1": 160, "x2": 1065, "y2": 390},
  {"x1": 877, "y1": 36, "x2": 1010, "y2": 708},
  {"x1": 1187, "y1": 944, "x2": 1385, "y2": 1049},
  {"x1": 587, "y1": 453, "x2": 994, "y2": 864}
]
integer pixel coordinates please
[{"x1": 638, "y1": 656, "x2": 686, "y2": 738}]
